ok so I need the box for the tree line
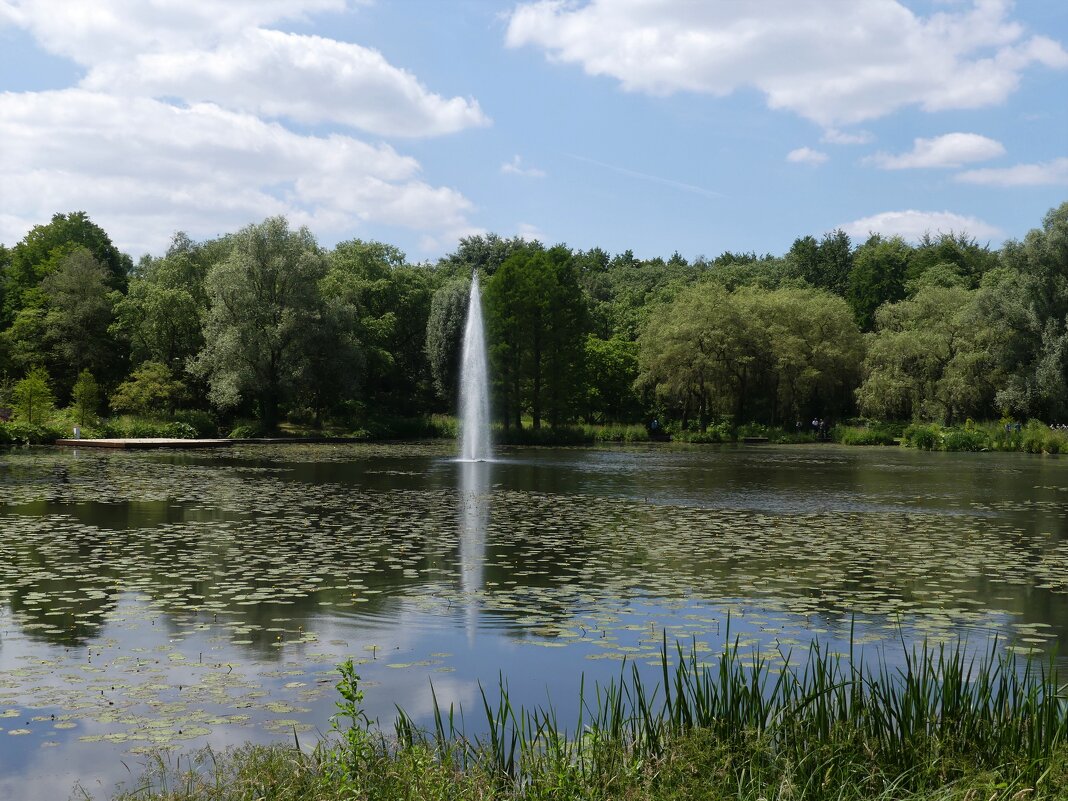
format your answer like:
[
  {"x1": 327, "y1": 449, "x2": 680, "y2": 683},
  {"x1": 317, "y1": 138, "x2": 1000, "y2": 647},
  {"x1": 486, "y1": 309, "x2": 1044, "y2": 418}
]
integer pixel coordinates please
[{"x1": 0, "y1": 203, "x2": 1066, "y2": 437}]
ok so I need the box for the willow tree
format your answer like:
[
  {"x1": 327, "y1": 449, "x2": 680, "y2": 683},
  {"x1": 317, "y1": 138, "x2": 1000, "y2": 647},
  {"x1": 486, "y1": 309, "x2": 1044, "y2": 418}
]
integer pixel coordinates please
[
  {"x1": 193, "y1": 217, "x2": 329, "y2": 431},
  {"x1": 637, "y1": 283, "x2": 862, "y2": 427},
  {"x1": 857, "y1": 278, "x2": 1004, "y2": 422}
]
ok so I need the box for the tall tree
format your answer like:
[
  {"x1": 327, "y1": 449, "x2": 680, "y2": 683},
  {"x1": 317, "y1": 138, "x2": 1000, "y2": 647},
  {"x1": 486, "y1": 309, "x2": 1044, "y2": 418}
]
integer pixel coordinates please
[
  {"x1": 193, "y1": 217, "x2": 329, "y2": 430},
  {"x1": 989, "y1": 202, "x2": 1068, "y2": 419},
  {"x1": 847, "y1": 234, "x2": 911, "y2": 331},
  {"x1": 437, "y1": 234, "x2": 528, "y2": 281},
  {"x1": 425, "y1": 277, "x2": 470, "y2": 405},
  {"x1": 5, "y1": 212, "x2": 131, "y2": 323},
  {"x1": 857, "y1": 279, "x2": 1004, "y2": 422},
  {"x1": 324, "y1": 240, "x2": 434, "y2": 415},
  {"x1": 484, "y1": 244, "x2": 588, "y2": 428},
  {"x1": 38, "y1": 248, "x2": 124, "y2": 396}
]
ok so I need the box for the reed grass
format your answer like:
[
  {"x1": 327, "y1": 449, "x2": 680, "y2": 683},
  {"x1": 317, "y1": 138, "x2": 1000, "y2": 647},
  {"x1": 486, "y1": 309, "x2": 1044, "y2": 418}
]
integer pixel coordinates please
[{"x1": 111, "y1": 630, "x2": 1068, "y2": 801}]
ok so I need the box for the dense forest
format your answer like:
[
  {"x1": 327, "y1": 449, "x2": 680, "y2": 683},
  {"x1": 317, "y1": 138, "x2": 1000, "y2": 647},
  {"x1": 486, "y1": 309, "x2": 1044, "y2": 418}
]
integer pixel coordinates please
[{"x1": 0, "y1": 202, "x2": 1066, "y2": 441}]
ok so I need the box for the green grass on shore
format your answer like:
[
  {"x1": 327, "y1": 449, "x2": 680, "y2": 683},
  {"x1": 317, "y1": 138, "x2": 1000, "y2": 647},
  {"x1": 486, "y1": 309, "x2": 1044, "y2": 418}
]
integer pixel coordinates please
[{"x1": 107, "y1": 633, "x2": 1068, "y2": 801}]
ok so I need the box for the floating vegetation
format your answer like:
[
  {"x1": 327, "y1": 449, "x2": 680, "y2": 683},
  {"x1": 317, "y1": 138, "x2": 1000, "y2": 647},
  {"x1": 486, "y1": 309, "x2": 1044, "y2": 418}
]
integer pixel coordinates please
[{"x1": 0, "y1": 443, "x2": 1065, "y2": 790}]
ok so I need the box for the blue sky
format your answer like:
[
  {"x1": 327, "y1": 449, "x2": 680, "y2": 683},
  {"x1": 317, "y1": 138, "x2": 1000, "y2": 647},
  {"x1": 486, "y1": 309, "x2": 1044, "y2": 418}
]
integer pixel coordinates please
[{"x1": 1, "y1": 0, "x2": 1065, "y2": 261}]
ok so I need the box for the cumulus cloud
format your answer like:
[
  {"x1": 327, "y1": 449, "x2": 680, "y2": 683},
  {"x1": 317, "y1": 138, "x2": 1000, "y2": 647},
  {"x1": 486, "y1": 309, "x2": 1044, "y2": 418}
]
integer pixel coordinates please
[
  {"x1": 82, "y1": 29, "x2": 488, "y2": 137},
  {"x1": 0, "y1": 0, "x2": 484, "y2": 253},
  {"x1": 0, "y1": 90, "x2": 473, "y2": 254},
  {"x1": 821, "y1": 128, "x2": 874, "y2": 145},
  {"x1": 786, "y1": 147, "x2": 828, "y2": 165},
  {"x1": 840, "y1": 209, "x2": 1003, "y2": 242},
  {"x1": 501, "y1": 155, "x2": 546, "y2": 178},
  {"x1": 506, "y1": 0, "x2": 1068, "y2": 126},
  {"x1": 956, "y1": 156, "x2": 1068, "y2": 186},
  {"x1": 0, "y1": 0, "x2": 352, "y2": 62},
  {"x1": 516, "y1": 222, "x2": 546, "y2": 241},
  {"x1": 868, "y1": 133, "x2": 1005, "y2": 169}
]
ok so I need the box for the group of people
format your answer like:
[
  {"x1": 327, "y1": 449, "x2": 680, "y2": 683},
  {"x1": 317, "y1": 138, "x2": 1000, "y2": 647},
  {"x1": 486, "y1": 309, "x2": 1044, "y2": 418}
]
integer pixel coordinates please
[{"x1": 796, "y1": 418, "x2": 831, "y2": 441}]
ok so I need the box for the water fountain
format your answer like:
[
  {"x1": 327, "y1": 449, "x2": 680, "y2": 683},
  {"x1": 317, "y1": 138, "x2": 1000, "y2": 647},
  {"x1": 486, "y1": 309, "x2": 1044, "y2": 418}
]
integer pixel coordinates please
[{"x1": 458, "y1": 272, "x2": 491, "y2": 462}]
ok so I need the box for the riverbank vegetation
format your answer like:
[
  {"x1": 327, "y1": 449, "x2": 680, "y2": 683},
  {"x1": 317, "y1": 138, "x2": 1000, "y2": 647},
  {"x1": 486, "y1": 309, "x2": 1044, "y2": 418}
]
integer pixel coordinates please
[
  {"x1": 109, "y1": 635, "x2": 1068, "y2": 800},
  {"x1": 2, "y1": 203, "x2": 1067, "y2": 446}
]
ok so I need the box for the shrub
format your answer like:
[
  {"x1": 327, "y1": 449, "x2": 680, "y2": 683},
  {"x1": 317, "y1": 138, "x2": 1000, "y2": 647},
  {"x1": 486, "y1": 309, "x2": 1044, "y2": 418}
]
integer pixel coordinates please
[
  {"x1": 102, "y1": 416, "x2": 197, "y2": 439},
  {"x1": 13, "y1": 366, "x2": 55, "y2": 426},
  {"x1": 903, "y1": 422, "x2": 942, "y2": 450},
  {"x1": 228, "y1": 422, "x2": 267, "y2": 439},
  {"x1": 833, "y1": 425, "x2": 898, "y2": 446},
  {"x1": 582, "y1": 424, "x2": 650, "y2": 443},
  {"x1": 940, "y1": 427, "x2": 990, "y2": 452},
  {"x1": 0, "y1": 421, "x2": 65, "y2": 445},
  {"x1": 173, "y1": 409, "x2": 220, "y2": 438}
]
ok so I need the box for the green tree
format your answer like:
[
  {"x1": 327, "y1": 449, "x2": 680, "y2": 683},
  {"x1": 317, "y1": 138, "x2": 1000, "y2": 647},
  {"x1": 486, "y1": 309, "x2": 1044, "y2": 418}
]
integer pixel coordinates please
[
  {"x1": 109, "y1": 361, "x2": 186, "y2": 417},
  {"x1": 583, "y1": 335, "x2": 642, "y2": 423},
  {"x1": 323, "y1": 240, "x2": 434, "y2": 415},
  {"x1": 987, "y1": 203, "x2": 1068, "y2": 419},
  {"x1": 113, "y1": 232, "x2": 213, "y2": 373},
  {"x1": 637, "y1": 284, "x2": 863, "y2": 427},
  {"x1": 847, "y1": 235, "x2": 911, "y2": 331},
  {"x1": 484, "y1": 244, "x2": 588, "y2": 428},
  {"x1": 857, "y1": 280, "x2": 1004, "y2": 422},
  {"x1": 70, "y1": 369, "x2": 101, "y2": 426},
  {"x1": 437, "y1": 233, "x2": 529, "y2": 281},
  {"x1": 5, "y1": 211, "x2": 130, "y2": 323},
  {"x1": 192, "y1": 217, "x2": 329, "y2": 430},
  {"x1": 13, "y1": 366, "x2": 55, "y2": 425},
  {"x1": 424, "y1": 277, "x2": 470, "y2": 404},
  {"x1": 816, "y1": 229, "x2": 853, "y2": 296},
  {"x1": 909, "y1": 232, "x2": 999, "y2": 288},
  {"x1": 38, "y1": 248, "x2": 125, "y2": 394},
  {"x1": 637, "y1": 282, "x2": 759, "y2": 428}
]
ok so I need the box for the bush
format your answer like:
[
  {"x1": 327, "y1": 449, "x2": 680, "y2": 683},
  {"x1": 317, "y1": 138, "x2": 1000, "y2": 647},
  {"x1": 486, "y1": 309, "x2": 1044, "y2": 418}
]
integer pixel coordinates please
[
  {"x1": 173, "y1": 409, "x2": 220, "y2": 438},
  {"x1": 0, "y1": 421, "x2": 65, "y2": 445},
  {"x1": 903, "y1": 422, "x2": 942, "y2": 450},
  {"x1": 672, "y1": 421, "x2": 734, "y2": 443},
  {"x1": 102, "y1": 417, "x2": 198, "y2": 439},
  {"x1": 582, "y1": 424, "x2": 650, "y2": 443},
  {"x1": 1021, "y1": 420, "x2": 1068, "y2": 454},
  {"x1": 833, "y1": 425, "x2": 898, "y2": 446},
  {"x1": 228, "y1": 422, "x2": 267, "y2": 439},
  {"x1": 494, "y1": 425, "x2": 593, "y2": 446},
  {"x1": 941, "y1": 427, "x2": 990, "y2": 452}
]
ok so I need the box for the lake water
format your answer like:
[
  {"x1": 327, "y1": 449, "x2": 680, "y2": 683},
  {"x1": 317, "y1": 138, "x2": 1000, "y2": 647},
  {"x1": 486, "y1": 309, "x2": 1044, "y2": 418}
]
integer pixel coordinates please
[{"x1": 0, "y1": 442, "x2": 1066, "y2": 799}]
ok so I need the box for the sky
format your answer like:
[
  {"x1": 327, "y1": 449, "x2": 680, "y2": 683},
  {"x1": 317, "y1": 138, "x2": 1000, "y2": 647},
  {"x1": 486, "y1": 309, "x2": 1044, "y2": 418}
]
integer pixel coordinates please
[{"x1": 0, "y1": 0, "x2": 1065, "y2": 262}]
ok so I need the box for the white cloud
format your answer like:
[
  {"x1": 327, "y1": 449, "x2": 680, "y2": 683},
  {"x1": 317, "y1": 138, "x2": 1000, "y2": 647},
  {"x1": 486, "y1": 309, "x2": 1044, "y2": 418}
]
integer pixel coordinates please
[
  {"x1": 868, "y1": 132, "x2": 1005, "y2": 169},
  {"x1": 501, "y1": 155, "x2": 546, "y2": 178},
  {"x1": 786, "y1": 147, "x2": 828, "y2": 165},
  {"x1": 82, "y1": 29, "x2": 489, "y2": 138},
  {"x1": 2, "y1": 0, "x2": 352, "y2": 62},
  {"x1": 821, "y1": 128, "x2": 874, "y2": 145},
  {"x1": 840, "y1": 209, "x2": 1003, "y2": 242},
  {"x1": 516, "y1": 222, "x2": 545, "y2": 241},
  {"x1": 0, "y1": 0, "x2": 485, "y2": 254},
  {"x1": 956, "y1": 157, "x2": 1068, "y2": 186},
  {"x1": 506, "y1": 0, "x2": 1068, "y2": 126},
  {"x1": 0, "y1": 90, "x2": 474, "y2": 255}
]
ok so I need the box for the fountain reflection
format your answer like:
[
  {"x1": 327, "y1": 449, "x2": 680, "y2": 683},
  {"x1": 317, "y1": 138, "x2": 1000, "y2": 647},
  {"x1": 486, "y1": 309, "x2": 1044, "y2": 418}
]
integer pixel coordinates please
[{"x1": 458, "y1": 459, "x2": 490, "y2": 642}]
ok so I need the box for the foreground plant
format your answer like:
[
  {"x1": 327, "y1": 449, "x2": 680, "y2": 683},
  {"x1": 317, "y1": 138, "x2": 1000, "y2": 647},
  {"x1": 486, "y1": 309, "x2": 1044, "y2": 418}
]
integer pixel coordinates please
[{"x1": 111, "y1": 633, "x2": 1068, "y2": 801}]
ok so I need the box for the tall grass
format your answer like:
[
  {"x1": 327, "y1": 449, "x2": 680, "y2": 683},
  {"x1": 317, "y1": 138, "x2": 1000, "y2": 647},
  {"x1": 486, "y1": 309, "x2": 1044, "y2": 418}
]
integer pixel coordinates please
[
  {"x1": 111, "y1": 633, "x2": 1068, "y2": 800},
  {"x1": 394, "y1": 632, "x2": 1068, "y2": 798}
]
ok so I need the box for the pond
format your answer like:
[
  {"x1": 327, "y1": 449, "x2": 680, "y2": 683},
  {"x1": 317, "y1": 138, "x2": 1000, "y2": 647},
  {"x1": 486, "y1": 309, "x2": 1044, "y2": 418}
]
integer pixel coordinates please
[{"x1": 0, "y1": 442, "x2": 1066, "y2": 799}]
